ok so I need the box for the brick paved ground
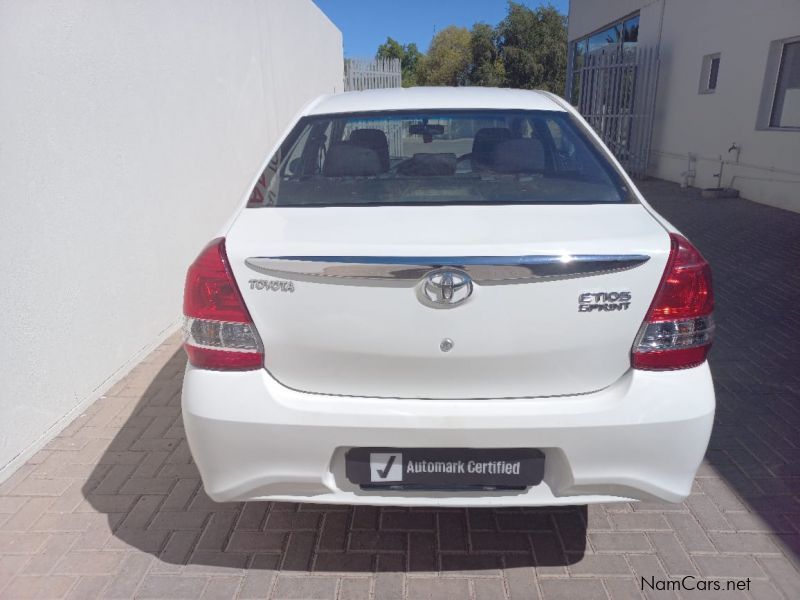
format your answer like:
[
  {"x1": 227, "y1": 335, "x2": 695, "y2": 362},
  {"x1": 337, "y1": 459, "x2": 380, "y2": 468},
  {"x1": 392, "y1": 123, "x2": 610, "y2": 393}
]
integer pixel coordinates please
[{"x1": 1, "y1": 179, "x2": 799, "y2": 599}]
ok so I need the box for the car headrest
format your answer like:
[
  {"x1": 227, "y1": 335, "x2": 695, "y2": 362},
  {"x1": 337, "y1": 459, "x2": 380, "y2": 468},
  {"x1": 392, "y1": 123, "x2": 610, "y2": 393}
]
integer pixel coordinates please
[
  {"x1": 323, "y1": 143, "x2": 382, "y2": 177},
  {"x1": 349, "y1": 129, "x2": 390, "y2": 171},
  {"x1": 472, "y1": 127, "x2": 512, "y2": 166},
  {"x1": 492, "y1": 138, "x2": 547, "y2": 174}
]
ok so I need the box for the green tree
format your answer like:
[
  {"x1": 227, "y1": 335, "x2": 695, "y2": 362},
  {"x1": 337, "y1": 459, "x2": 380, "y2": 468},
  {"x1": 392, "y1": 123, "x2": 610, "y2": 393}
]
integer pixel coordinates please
[
  {"x1": 496, "y1": 2, "x2": 567, "y2": 93},
  {"x1": 376, "y1": 37, "x2": 423, "y2": 87},
  {"x1": 469, "y1": 23, "x2": 505, "y2": 87},
  {"x1": 417, "y1": 26, "x2": 471, "y2": 86}
]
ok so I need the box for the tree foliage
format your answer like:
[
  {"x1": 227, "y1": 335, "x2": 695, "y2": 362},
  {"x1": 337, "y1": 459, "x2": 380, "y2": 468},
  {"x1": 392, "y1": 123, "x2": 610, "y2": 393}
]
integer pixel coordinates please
[
  {"x1": 373, "y1": 2, "x2": 567, "y2": 93},
  {"x1": 469, "y1": 23, "x2": 505, "y2": 87},
  {"x1": 376, "y1": 37, "x2": 423, "y2": 87},
  {"x1": 416, "y1": 26, "x2": 472, "y2": 87},
  {"x1": 496, "y1": 2, "x2": 567, "y2": 92}
]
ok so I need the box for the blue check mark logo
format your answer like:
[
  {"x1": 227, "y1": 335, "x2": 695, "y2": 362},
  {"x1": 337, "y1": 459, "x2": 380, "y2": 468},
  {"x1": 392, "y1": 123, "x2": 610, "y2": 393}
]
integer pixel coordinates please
[
  {"x1": 377, "y1": 455, "x2": 396, "y2": 479},
  {"x1": 369, "y1": 453, "x2": 402, "y2": 482}
]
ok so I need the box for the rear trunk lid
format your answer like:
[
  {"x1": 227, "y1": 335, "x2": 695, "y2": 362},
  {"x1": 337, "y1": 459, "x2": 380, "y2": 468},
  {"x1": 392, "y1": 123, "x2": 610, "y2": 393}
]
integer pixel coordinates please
[{"x1": 226, "y1": 204, "x2": 670, "y2": 398}]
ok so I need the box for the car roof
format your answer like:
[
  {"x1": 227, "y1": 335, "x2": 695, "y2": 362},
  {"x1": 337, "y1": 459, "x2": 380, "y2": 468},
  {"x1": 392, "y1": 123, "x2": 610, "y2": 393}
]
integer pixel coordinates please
[{"x1": 306, "y1": 87, "x2": 566, "y2": 116}]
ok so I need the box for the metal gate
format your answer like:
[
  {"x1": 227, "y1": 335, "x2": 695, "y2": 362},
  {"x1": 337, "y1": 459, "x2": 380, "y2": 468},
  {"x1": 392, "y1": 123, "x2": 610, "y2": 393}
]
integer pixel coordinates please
[
  {"x1": 574, "y1": 46, "x2": 659, "y2": 178},
  {"x1": 344, "y1": 58, "x2": 401, "y2": 91}
]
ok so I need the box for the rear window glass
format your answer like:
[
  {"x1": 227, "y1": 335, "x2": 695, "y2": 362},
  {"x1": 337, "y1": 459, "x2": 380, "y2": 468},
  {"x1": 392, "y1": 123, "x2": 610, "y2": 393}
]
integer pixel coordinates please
[{"x1": 247, "y1": 110, "x2": 633, "y2": 207}]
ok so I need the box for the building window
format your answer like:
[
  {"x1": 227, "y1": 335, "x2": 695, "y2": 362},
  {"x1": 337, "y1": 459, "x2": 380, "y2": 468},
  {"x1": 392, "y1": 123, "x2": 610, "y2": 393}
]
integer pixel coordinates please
[
  {"x1": 757, "y1": 35, "x2": 800, "y2": 130},
  {"x1": 771, "y1": 41, "x2": 800, "y2": 127},
  {"x1": 568, "y1": 12, "x2": 639, "y2": 104},
  {"x1": 699, "y1": 53, "x2": 721, "y2": 94}
]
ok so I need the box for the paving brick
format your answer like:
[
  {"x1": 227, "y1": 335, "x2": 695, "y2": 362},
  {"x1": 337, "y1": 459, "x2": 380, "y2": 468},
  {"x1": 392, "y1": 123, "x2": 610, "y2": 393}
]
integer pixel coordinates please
[
  {"x1": 337, "y1": 577, "x2": 371, "y2": 600},
  {"x1": 227, "y1": 531, "x2": 286, "y2": 553},
  {"x1": 105, "y1": 528, "x2": 170, "y2": 553},
  {"x1": 237, "y1": 553, "x2": 280, "y2": 598},
  {"x1": 318, "y1": 512, "x2": 348, "y2": 552},
  {"x1": 381, "y1": 510, "x2": 435, "y2": 530},
  {"x1": 19, "y1": 532, "x2": 80, "y2": 575},
  {"x1": 0, "y1": 574, "x2": 76, "y2": 599},
  {"x1": 409, "y1": 532, "x2": 436, "y2": 572},
  {"x1": 65, "y1": 575, "x2": 112, "y2": 600},
  {"x1": 540, "y1": 579, "x2": 608, "y2": 600},
  {"x1": 52, "y1": 549, "x2": 127, "y2": 575},
  {"x1": 437, "y1": 512, "x2": 468, "y2": 551},
  {"x1": 693, "y1": 555, "x2": 766, "y2": 578},
  {"x1": 708, "y1": 532, "x2": 781, "y2": 554},
  {"x1": 473, "y1": 577, "x2": 509, "y2": 600},
  {"x1": 406, "y1": 576, "x2": 471, "y2": 600},
  {"x1": 497, "y1": 512, "x2": 554, "y2": 532},
  {"x1": 149, "y1": 510, "x2": 209, "y2": 531},
  {"x1": 348, "y1": 531, "x2": 406, "y2": 552},
  {"x1": 184, "y1": 551, "x2": 249, "y2": 574},
  {"x1": 646, "y1": 533, "x2": 697, "y2": 576},
  {"x1": 758, "y1": 556, "x2": 800, "y2": 600},
  {"x1": 264, "y1": 510, "x2": 321, "y2": 531},
  {"x1": 136, "y1": 574, "x2": 210, "y2": 599},
  {"x1": 686, "y1": 494, "x2": 734, "y2": 532},
  {"x1": 373, "y1": 572, "x2": 405, "y2": 600},
  {"x1": 281, "y1": 531, "x2": 316, "y2": 571},
  {"x1": 568, "y1": 555, "x2": 631, "y2": 577},
  {"x1": 313, "y1": 551, "x2": 374, "y2": 573},
  {"x1": 199, "y1": 575, "x2": 242, "y2": 600},
  {"x1": 235, "y1": 502, "x2": 269, "y2": 531},
  {"x1": 664, "y1": 513, "x2": 716, "y2": 553},
  {"x1": 589, "y1": 532, "x2": 651, "y2": 553},
  {"x1": 0, "y1": 531, "x2": 50, "y2": 554},
  {"x1": 602, "y1": 578, "x2": 645, "y2": 600},
  {"x1": 504, "y1": 565, "x2": 538, "y2": 600},
  {"x1": 440, "y1": 553, "x2": 502, "y2": 576},
  {"x1": 272, "y1": 574, "x2": 338, "y2": 599},
  {"x1": 8, "y1": 477, "x2": 73, "y2": 497},
  {"x1": 609, "y1": 513, "x2": 670, "y2": 532},
  {"x1": 0, "y1": 497, "x2": 55, "y2": 531},
  {"x1": 102, "y1": 552, "x2": 153, "y2": 598},
  {"x1": 0, "y1": 497, "x2": 28, "y2": 514},
  {"x1": 470, "y1": 531, "x2": 530, "y2": 552},
  {"x1": 197, "y1": 511, "x2": 239, "y2": 551}
]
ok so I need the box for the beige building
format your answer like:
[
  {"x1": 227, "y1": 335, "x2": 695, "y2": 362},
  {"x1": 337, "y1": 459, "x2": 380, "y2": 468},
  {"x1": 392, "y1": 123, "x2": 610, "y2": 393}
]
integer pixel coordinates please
[{"x1": 567, "y1": 0, "x2": 800, "y2": 212}]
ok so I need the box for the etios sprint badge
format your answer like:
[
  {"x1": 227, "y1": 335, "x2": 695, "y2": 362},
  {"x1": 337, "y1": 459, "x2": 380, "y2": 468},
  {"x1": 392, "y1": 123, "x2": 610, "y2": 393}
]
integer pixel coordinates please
[{"x1": 578, "y1": 291, "x2": 631, "y2": 312}]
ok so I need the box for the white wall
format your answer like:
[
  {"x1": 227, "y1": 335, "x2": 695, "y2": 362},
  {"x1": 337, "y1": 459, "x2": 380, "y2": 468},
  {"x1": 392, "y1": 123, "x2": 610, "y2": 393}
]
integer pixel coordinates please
[
  {"x1": 0, "y1": 0, "x2": 343, "y2": 479},
  {"x1": 568, "y1": 0, "x2": 800, "y2": 212}
]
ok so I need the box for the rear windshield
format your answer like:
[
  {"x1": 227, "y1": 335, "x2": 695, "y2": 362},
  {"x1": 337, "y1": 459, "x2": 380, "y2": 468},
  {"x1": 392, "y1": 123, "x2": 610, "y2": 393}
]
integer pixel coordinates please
[{"x1": 247, "y1": 109, "x2": 633, "y2": 207}]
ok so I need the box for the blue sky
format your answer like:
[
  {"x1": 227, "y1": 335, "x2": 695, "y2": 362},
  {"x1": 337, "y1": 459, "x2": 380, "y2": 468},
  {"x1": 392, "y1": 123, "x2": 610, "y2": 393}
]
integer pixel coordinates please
[{"x1": 312, "y1": 0, "x2": 570, "y2": 58}]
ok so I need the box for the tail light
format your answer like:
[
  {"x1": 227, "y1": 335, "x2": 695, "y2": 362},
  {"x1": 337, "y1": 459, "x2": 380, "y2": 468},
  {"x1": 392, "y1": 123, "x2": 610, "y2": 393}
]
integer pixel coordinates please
[
  {"x1": 632, "y1": 233, "x2": 714, "y2": 370},
  {"x1": 182, "y1": 238, "x2": 263, "y2": 370}
]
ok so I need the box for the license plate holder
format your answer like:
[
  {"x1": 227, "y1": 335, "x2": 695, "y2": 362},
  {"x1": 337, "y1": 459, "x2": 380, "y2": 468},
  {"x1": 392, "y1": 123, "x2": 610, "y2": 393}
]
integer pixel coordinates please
[{"x1": 345, "y1": 447, "x2": 545, "y2": 489}]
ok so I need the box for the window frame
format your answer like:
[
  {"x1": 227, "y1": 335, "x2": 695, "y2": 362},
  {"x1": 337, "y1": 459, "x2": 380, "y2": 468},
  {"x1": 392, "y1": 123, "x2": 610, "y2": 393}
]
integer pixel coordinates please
[
  {"x1": 246, "y1": 109, "x2": 638, "y2": 208},
  {"x1": 698, "y1": 53, "x2": 721, "y2": 94},
  {"x1": 566, "y1": 11, "x2": 640, "y2": 104},
  {"x1": 756, "y1": 34, "x2": 800, "y2": 131}
]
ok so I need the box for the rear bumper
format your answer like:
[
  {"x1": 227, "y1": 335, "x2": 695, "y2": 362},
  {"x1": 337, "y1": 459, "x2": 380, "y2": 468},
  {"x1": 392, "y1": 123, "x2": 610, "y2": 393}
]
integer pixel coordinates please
[{"x1": 181, "y1": 364, "x2": 714, "y2": 507}]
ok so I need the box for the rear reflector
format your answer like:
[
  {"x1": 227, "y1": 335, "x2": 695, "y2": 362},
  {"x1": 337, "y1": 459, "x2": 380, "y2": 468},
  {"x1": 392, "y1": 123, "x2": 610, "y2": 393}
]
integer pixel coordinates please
[
  {"x1": 182, "y1": 238, "x2": 263, "y2": 370},
  {"x1": 632, "y1": 233, "x2": 714, "y2": 370}
]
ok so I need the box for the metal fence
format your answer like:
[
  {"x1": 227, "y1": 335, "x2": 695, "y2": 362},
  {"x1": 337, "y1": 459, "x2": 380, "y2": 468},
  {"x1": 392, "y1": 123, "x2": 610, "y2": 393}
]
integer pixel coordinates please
[
  {"x1": 574, "y1": 46, "x2": 659, "y2": 178},
  {"x1": 344, "y1": 58, "x2": 402, "y2": 91}
]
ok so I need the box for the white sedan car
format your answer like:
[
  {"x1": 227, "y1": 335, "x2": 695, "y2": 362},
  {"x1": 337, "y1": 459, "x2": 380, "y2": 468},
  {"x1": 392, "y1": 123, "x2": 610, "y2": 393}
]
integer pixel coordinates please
[{"x1": 181, "y1": 87, "x2": 715, "y2": 507}]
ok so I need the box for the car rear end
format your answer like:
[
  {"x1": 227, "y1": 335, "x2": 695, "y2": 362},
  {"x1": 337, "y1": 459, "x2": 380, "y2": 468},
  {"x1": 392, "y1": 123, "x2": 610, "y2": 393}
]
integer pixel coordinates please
[{"x1": 180, "y1": 89, "x2": 715, "y2": 506}]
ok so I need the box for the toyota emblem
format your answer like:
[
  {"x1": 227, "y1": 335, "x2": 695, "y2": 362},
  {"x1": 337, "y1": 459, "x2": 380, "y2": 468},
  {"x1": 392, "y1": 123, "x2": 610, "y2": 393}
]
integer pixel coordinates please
[{"x1": 418, "y1": 269, "x2": 473, "y2": 308}]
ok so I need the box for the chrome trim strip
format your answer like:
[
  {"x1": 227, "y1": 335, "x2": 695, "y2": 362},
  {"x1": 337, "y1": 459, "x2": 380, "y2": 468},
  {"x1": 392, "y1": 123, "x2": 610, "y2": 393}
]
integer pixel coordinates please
[{"x1": 245, "y1": 254, "x2": 650, "y2": 286}]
